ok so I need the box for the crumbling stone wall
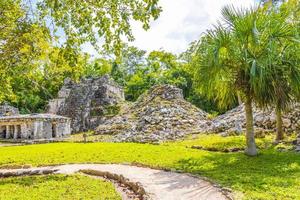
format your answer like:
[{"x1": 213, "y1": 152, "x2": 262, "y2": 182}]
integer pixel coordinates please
[
  {"x1": 0, "y1": 103, "x2": 19, "y2": 116},
  {"x1": 207, "y1": 103, "x2": 300, "y2": 135},
  {"x1": 48, "y1": 75, "x2": 125, "y2": 132}
]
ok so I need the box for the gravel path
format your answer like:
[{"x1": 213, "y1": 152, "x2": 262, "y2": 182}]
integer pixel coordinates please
[{"x1": 0, "y1": 164, "x2": 228, "y2": 200}]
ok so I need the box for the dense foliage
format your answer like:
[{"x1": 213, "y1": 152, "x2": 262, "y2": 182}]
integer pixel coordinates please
[
  {"x1": 1, "y1": 0, "x2": 90, "y2": 113},
  {"x1": 0, "y1": 0, "x2": 161, "y2": 113}
]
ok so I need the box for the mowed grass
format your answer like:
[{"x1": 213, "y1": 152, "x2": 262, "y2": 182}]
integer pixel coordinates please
[
  {"x1": 165, "y1": 134, "x2": 274, "y2": 150},
  {"x1": 0, "y1": 134, "x2": 299, "y2": 200},
  {"x1": 0, "y1": 174, "x2": 121, "y2": 200}
]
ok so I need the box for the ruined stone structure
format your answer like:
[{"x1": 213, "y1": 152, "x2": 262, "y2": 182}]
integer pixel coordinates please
[
  {"x1": 205, "y1": 104, "x2": 300, "y2": 150},
  {"x1": 93, "y1": 84, "x2": 300, "y2": 148},
  {"x1": 48, "y1": 75, "x2": 125, "y2": 133},
  {"x1": 96, "y1": 85, "x2": 208, "y2": 143},
  {"x1": 207, "y1": 103, "x2": 300, "y2": 135},
  {"x1": 0, "y1": 114, "x2": 71, "y2": 140},
  {"x1": 0, "y1": 103, "x2": 19, "y2": 116}
]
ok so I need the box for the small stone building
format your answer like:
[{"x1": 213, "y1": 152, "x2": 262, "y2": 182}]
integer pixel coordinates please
[
  {"x1": 48, "y1": 75, "x2": 125, "y2": 132},
  {"x1": 0, "y1": 114, "x2": 71, "y2": 140}
]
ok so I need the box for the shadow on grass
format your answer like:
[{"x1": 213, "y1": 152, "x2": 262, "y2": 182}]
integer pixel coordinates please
[
  {"x1": 0, "y1": 175, "x2": 69, "y2": 187},
  {"x1": 175, "y1": 150, "x2": 300, "y2": 199}
]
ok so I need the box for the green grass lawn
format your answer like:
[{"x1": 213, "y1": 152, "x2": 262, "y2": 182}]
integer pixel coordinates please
[
  {"x1": 164, "y1": 134, "x2": 273, "y2": 150},
  {"x1": 68, "y1": 132, "x2": 114, "y2": 142},
  {"x1": 0, "y1": 134, "x2": 299, "y2": 200},
  {"x1": 0, "y1": 174, "x2": 121, "y2": 200}
]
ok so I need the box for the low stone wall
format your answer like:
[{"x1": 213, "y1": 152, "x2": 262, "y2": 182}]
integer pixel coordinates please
[
  {"x1": 81, "y1": 169, "x2": 148, "y2": 200},
  {"x1": 0, "y1": 168, "x2": 57, "y2": 178}
]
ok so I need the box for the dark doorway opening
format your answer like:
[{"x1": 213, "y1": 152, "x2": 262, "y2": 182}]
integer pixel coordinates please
[
  {"x1": 52, "y1": 124, "x2": 57, "y2": 138},
  {"x1": 16, "y1": 125, "x2": 21, "y2": 139},
  {"x1": 0, "y1": 126, "x2": 6, "y2": 138}
]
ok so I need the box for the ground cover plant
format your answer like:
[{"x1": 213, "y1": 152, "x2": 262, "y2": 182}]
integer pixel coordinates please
[
  {"x1": 0, "y1": 134, "x2": 300, "y2": 200},
  {"x1": 0, "y1": 174, "x2": 121, "y2": 200}
]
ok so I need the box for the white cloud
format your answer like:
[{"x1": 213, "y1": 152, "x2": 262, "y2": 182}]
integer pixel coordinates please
[{"x1": 129, "y1": 0, "x2": 256, "y2": 54}]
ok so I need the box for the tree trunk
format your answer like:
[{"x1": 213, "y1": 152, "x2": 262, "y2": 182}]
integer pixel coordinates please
[
  {"x1": 244, "y1": 95, "x2": 258, "y2": 156},
  {"x1": 237, "y1": 92, "x2": 243, "y2": 105},
  {"x1": 275, "y1": 104, "x2": 284, "y2": 141}
]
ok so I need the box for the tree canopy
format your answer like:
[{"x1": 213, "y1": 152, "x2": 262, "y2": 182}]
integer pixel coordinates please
[
  {"x1": 37, "y1": 0, "x2": 162, "y2": 54},
  {"x1": 0, "y1": 0, "x2": 162, "y2": 112}
]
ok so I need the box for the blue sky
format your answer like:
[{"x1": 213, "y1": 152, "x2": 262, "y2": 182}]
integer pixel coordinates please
[{"x1": 82, "y1": 0, "x2": 257, "y2": 57}]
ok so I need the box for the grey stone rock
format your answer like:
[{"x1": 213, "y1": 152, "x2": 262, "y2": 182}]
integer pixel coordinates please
[
  {"x1": 96, "y1": 85, "x2": 208, "y2": 143},
  {"x1": 0, "y1": 103, "x2": 19, "y2": 117},
  {"x1": 283, "y1": 118, "x2": 291, "y2": 128},
  {"x1": 206, "y1": 103, "x2": 300, "y2": 150},
  {"x1": 48, "y1": 75, "x2": 124, "y2": 132}
]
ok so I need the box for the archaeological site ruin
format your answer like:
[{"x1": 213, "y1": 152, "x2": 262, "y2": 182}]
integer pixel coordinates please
[
  {"x1": 2, "y1": 74, "x2": 300, "y2": 150},
  {"x1": 96, "y1": 84, "x2": 209, "y2": 143},
  {"x1": 48, "y1": 75, "x2": 124, "y2": 132},
  {"x1": 0, "y1": 104, "x2": 71, "y2": 140}
]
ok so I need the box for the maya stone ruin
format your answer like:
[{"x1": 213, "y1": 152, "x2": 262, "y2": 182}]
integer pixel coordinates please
[
  {"x1": 208, "y1": 104, "x2": 300, "y2": 135},
  {"x1": 46, "y1": 75, "x2": 300, "y2": 150},
  {"x1": 48, "y1": 75, "x2": 125, "y2": 133},
  {"x1": 96, "y1": 84, "x2": 209, "y2": 143},
  {"x1": 0, "y1": 104, "x2": 70, "y2": 140},
  {"x1": 2, "y1": 73, "x2": 300, "y2": 150}
]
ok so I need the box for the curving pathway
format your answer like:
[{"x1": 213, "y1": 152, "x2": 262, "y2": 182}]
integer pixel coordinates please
[{"x1": 0, "y1": 164, "x2": 229, "y2": 200}]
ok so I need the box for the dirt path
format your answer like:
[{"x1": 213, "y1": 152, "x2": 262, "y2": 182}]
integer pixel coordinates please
[{"x1": 0, "y1": 164, "x2": 229, "y2": 200}]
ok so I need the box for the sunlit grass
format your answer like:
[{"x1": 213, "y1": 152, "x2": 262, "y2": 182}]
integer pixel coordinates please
[
  {"x1": 0, "y1": 134, "x2": 299, "y2": 200},
  {"x1": 164, "y1": 134, "x2": 271, "y2": 150},
  {"x1": 165, "y1": 133, "x2": 297, "y2": 151},
  {"x1": 67, "y1": 132, "x2": 114, "y2": 142},
  {"x1": 0, "y1": 174, "x2": 121, "y2": 200}
]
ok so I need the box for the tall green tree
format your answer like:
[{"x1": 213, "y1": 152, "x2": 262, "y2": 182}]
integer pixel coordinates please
[
  {"x1": 262, "y1": 0, "x2": 300, "y2": 141},
  {"x1": 0, "y1": 0, "x2": 51, "y2": 103},
  {"x1": 0, "y1": 0, "x2": 90, "y2": 112},
  {"x1": 193, "y1": 4, "x2": 299, "y2": 156}
]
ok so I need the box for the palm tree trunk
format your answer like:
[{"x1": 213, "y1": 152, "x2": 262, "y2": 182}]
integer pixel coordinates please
[
  {"x1": 237, "y1": 92, "x2": 243, "y2": 105},
  {"x1": 275, "y1": 104, "x2": 284, "y2": 141},
  {"x1": 244, "y1": 95, "x2": 258, "y2": 156}
]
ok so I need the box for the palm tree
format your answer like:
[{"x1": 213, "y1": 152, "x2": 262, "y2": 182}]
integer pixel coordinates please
[
  {"x1": 262, "y1": 1, "x2": 300, "y2": 141},
  {"x1": 193, "y1": 5, "x2": 298, "y2": 156},
  {"x1": 269, "y1": 41, "x2": 300, "y2": 141}
]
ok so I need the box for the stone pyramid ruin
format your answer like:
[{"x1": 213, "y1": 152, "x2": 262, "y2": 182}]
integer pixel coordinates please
[{"x1": 96, "y1": 85, "x2": 209, "y2": 143}]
